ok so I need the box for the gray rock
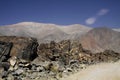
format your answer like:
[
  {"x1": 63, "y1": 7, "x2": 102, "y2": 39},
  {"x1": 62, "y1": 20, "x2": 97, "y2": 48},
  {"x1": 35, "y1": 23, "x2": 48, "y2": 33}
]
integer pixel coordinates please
[
  {"x1": 36, "y1": 66, "x2": 44, "y2": 72},
  {"x1": 31, "y1": 64, "x2": 37, "y2": 70},
  {"x1": 13, "y1": 69, "x2": 24, "y2": 76},
  {"x1": 0, "y1": 62, "x2": 10, "y2": 71},
  {"x1": 0, "y1": 41, "x2": 13, "y2": 62},
  {"x1": 0, "y1": 67, "x2": 4, "y2": 78},
  {"x1": 7, "y1": 74, "x2": 14, "y2": 80},
  {"x1": 29, "y1": 72, "x2": 39, "y2": 79},
  {"x1": 1, "y1": 71, "x2": 8, "y2": 78}
]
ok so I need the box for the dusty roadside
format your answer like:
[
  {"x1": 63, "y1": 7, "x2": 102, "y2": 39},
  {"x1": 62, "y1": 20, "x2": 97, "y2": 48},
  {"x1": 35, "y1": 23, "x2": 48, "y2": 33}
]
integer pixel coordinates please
[{"x1": 60, "y1": 61, "x2": 120, "y2": 80}]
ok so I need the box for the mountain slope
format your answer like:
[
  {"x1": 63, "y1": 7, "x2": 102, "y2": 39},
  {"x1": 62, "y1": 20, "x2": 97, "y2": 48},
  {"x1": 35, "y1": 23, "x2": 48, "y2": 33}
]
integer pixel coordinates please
[
  {"x1": 0, "y1": 22, "x2": 91, "y2": 43},
  {"x1": 0, "y1": 22, "x2": 68, "y2": 43},
  {"x1": 80, "y1": 27, "x2": 120, "y2": 53},
  {"x1": 59, "y1": 24, "x2": 92, "y2": 39},
  {"x1": 59, "y1": 24, "x2": 91, "y2": 34}
]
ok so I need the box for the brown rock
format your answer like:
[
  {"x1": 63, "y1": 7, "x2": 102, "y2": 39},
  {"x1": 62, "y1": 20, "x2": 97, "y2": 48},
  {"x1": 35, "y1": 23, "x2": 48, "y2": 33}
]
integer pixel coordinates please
[
  {"x1": 0, "y1": 41, "x2": 13, "y2": 62},
  {"x1": 0, "y1": 36, "x2": 38, "y2": 61},
  {"x1": 37, "y1": 40, "x2": 120, "y2": 66}
]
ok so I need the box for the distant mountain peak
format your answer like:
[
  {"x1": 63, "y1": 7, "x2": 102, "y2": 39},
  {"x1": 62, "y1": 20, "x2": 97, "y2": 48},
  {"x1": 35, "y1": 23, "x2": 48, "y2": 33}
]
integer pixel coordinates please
[{"x1": 80, "y1": 27, "x2": 120, "y2": 53}]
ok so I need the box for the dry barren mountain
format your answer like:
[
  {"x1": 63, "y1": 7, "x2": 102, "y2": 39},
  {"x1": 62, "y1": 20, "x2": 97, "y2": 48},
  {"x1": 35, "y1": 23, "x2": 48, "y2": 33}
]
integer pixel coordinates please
[
  {"x1": 80, "y1": 27, "x2": 120, "y2": 53},
  {"x1": 0, "y1": 22, "x2": 119, "y2": 53},
  {"x1": 60, "y1": 24, "x2": 91, "y2": 39},
  {"x1": 0, "y1": 22, "x2": 120, "y2": 80},
  {"x1": 0, "y1": 22, "x2": 91, "y2": 43}
]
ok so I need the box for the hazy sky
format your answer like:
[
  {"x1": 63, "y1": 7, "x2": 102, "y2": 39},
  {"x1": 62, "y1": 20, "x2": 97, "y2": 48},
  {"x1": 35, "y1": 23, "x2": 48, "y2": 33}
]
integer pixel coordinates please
[{"x1": 0, "y1": 0, "x2": 120, "y2": 28}]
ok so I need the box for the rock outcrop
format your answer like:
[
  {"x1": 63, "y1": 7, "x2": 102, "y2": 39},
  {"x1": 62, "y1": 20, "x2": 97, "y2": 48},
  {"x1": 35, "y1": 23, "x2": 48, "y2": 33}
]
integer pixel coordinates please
[
  {"x1": 0, "y1": 41, "x2": 13, "y2": 62},
  {"x1": 37, "y1": 40, "x2": 120, "y2": 65},
  {"x1": 0, "y1": 36, "x2": 38, "y2": 61}
]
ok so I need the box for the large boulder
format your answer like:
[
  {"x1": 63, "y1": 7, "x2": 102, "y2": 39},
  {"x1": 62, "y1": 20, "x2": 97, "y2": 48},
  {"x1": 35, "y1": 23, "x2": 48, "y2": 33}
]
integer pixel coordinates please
[
  {"x1": 0, "y1": 41, "x2": 13, "y2": 62},
  {"x1": 0, "y1": 36, "x2": 38, "y2": 61}
]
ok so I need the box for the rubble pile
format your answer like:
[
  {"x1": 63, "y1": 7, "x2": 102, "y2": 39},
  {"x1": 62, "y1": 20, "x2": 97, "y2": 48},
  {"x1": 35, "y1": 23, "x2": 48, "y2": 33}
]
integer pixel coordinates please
[{"x1": 0, "y1": 37, "x2": 119, "y2": 80}]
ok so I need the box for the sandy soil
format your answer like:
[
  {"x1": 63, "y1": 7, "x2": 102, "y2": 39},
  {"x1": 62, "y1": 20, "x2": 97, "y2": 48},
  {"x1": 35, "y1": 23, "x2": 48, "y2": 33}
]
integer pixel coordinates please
[{"x1": 60, "y1": 61, "x2": 120, "y2": 80}]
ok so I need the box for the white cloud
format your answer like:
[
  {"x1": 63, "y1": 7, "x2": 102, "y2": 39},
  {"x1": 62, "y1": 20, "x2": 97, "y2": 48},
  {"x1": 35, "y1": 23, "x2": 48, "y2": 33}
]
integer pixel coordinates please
[
  {"x1": 97, "y1": 9, "x2": 109, "y2": 16},
  {"x1": 85, "y1": 17, "x2": 96, "y2": 25},
  {"x1": 85, "y1": 8, "x2": 109, "y2": 25}
]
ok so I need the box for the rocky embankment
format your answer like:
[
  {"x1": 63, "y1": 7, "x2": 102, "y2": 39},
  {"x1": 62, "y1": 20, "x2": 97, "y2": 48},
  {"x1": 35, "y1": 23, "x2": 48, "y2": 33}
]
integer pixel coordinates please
[{"x1": 0, "y1": 36, "x2": 120, "y2": 80}]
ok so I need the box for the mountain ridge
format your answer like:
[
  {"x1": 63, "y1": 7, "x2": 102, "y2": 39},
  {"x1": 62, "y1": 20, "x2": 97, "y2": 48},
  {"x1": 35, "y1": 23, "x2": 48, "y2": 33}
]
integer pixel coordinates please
[
  {"x1": 0, "y1": 22, "x2": 91, "y2": 43},
  {"x1": 80, "y1": 27, "x2": 120, "y2": 53},
  {"x1": 0, "y1": 22, "x2": 119, "y2": 53}
]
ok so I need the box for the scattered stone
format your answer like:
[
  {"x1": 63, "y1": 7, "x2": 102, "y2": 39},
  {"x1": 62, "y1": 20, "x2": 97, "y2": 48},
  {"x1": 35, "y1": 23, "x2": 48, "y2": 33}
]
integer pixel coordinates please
[
  {"x1": 79, "y1": 64, "x2": 86, "y2": 69},
  {"x1": 0, "y1": 62, "x2": 10, "y2": 71},
  {"x1": 1, "y1": 71, "x2": 8, "y2": 78},
  {"x1": 7, "y1": 74, "x2": 14, "y2": 80},
  {"x1": 0, "y1": 67, "x2": 4, "y2": 78},
  {"x1": 29, "y1": 72, "x2": 40, "y2": 79},
  {"x1": 36, "y1": 66, "x2": 44, "y2": 72},
  {"x1": 13, "y1": 69, "x2": 24, "y2": 76},
  {"x1": 9, "y1": 56, "x2": 17, "y2": 67}
]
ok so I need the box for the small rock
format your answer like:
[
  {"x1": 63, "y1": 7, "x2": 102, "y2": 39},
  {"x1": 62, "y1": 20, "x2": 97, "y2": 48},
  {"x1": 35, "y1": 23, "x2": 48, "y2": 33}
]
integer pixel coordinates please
[
  {"x1": 41, "y1": 61, "x2": 51, "y2": 70},
  {"x1": 36, "y1": 66, "x2": 44, "y2": 72},
  {"x1": 31, "y1": 64, "x2": 37, "y2": 70},
  {"x1": 80, "y1": 64, "x2": 86, "y2": 69},
  {"x1": 13, "y1": 69, "x2": 24, "y2": 76},
  {"x1": 0, "y1": 67, "x2": 4, "y2": 78},
  {"x1": 9, "y1": 64, "x2": 18, "y2": 71},
  {"x1": 9, "y1": 56, "x2": 17, "y2": 67},
  {"x1": 14, "y1": 77, "x2": 22, "y2": 80},
  {"x1": 0, "y1": 62, "x2": 10, "y2": 71},
  {"x1": 1, "y1": 71, "x2": 8, "y2": 78},
  {"x1": 14, "y1": 64, "x2": 18, "y2": 70},
  {"x1": 66, "y1": 68, "x2": 72, "y2": 72},
  {"x1": 7, "y1": 74, "x2": 14, "y2": 80},
  {"x1": 50, "y1": 61, "x2": 60, "y2": 72},
  {"x1": 69, "y1": 60, "x2": 78, "y2": 65},
  {"x1": 29, "y1": 72, "x2": 38, "y2": 79},
  {"x1": 9, "y1": 66, "x2": 14, "y2": 71}
]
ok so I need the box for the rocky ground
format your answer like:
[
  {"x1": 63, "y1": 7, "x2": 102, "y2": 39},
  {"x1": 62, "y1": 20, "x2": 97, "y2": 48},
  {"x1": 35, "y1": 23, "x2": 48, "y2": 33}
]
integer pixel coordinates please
[{"x1": 0, "y1": 36, "x2": 120, "y2": 80}]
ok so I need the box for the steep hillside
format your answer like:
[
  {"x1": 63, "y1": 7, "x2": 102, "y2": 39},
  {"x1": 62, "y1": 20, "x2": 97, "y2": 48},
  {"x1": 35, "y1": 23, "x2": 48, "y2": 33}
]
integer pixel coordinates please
[{"x1": 80, "y1": 27, "x2": 120, "y2": 53}]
